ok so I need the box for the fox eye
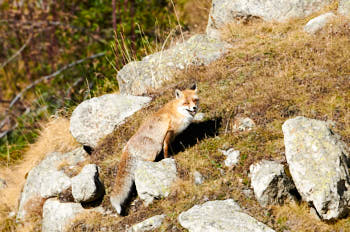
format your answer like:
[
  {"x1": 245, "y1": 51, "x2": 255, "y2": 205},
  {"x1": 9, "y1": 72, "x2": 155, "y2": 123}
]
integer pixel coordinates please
[{"x1": 183, "y1": 102, "x2": 189, "y2": 105}]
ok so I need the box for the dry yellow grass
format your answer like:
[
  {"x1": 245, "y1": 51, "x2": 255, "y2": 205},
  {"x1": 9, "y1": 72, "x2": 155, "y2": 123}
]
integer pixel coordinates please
[{"x1": 0, "y1": 117, "x2": 78, "y2": 231}]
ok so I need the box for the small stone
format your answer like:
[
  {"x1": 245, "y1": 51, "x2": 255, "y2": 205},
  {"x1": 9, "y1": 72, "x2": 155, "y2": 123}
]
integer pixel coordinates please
[
  {"x1": 249, "y1": 160, "x2": 295, "y2": 207},
  {"x1": 128, "y1": 214, "x2": 165, "y2": 232},
  {"x1": 135, "y1": 158, "x2": 177, "y2": 205},
  {"x1": 232, "y1": 117, "x2": 256, "y2": 132},
  {"x1": 304, "y1": 12, "x2": 335, "y2": 34},
  {"x1": 193, "y1": 171, "x2": 204, "y2": 185},
  {"x1": 71, "y1": 164, "x2": 104, "y2": 203},
  {"x1": 219, "y1": 148, "x2": 240, "y2": 167}
]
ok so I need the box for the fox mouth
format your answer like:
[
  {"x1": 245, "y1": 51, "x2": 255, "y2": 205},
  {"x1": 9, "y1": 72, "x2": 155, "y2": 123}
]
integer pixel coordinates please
[{"x1": 186, "y1": 109, "x2": 197, "y2": 116}]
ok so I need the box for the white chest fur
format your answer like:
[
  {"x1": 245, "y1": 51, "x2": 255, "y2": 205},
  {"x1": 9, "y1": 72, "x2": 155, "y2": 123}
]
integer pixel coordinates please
[{"x1": 175, "y1": 114, "x2": 193, "y2": 134}]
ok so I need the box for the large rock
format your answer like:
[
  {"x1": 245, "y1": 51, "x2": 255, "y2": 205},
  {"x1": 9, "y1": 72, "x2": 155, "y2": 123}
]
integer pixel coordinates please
[
  {"x1": 70, "y1": 94, "x2": 151, "y2": 148},
  {"x1": 17, "y1": 147, "x2": 87, "y2": 221},
  {"x1": 71, "y1": 164, "x2": 104, "y2": 203},
  {"x1": 249, "y1": 160, "x2": 295, "y2": 207},
  {"x1": 135, "y1": 158, "x2": 177, "y2": 205},
  {"x1": 42, "y1": 198, "x2": 105, "y2": 232},
  {"x1": 128, "y1": 214, "x2": 165, "y2": 232},
  {"x1": 338, "y1": 0, "x2": 350, "y2": 16},
  {"x1": 282, "y1": 116, "x2": 350, "y2": 220},
  {"x1": 207, "y1": 0, "x2": 332, "y2": 39},
  {"x1": 117, "y1": 34, "x2": 230, "y2": 95},
  {"x1": 304, "y1": 12, "x2": 335, "y2": 34},
  {"x1": 178, "y1": 199, "x2": 275, "y2": 232}
]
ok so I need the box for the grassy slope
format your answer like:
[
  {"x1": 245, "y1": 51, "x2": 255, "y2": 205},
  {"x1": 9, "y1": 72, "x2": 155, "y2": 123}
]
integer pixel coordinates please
[
  {"x1": 72, "y1": 14, "x2": 350, "y2": 232},
  {"x1": 1, "y1": 4, "x2": 350, "y2": 232}
]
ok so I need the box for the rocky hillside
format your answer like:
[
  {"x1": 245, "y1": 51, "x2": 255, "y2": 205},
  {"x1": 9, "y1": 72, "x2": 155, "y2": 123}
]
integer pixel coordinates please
[{"x1": 1, "y1": 0, "x2": 350, "y2": 231}]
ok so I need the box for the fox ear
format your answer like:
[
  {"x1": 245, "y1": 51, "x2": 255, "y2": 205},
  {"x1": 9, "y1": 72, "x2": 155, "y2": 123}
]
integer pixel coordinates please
[
  {"x1": 175, "y1": 89, "x2": 183, "y2": 99},
  {"x1": 190, "y1": 83, "x2": 197, "y2": 92}
]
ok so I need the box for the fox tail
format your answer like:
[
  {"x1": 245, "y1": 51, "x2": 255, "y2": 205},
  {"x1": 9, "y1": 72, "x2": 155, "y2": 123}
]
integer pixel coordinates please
[{"x1": 110, "y1": 151, "x2": 136, "y2": 214}]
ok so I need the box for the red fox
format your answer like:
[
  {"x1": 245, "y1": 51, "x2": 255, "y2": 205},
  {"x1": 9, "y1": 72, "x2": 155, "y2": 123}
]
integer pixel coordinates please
[{"x1": 110, "y1": 84, "x2": 199, "y2": 214}]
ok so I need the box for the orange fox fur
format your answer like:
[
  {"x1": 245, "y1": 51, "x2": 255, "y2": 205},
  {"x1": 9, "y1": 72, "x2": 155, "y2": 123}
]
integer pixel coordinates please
[{"x1": 110, "y1": 85, "x2": 199, "y2": 214}]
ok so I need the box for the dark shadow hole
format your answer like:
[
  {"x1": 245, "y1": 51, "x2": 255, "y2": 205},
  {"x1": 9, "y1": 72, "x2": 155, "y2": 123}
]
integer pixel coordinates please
[
  {"x1": 155, "y1": 117, "x2": 222, "y2": 161},
  {"x1": 83, "y1": 145, "x2": 94, "y2": 155},
  {"x1": 289, "y1": 187, "x2": 302, "y2": 201}
]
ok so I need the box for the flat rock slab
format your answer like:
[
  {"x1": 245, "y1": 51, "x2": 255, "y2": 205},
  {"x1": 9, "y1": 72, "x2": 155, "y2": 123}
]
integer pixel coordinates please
[
  {"x1": 283, "y1": 116, "x2": 350, "y2": 220},
  {"x1": 70, "y1": 94, "x2": 151, "y2": 148},
  {"x1": 339, "y1": 0, "x2": 350, "y2": 16},
  {"x1": 250, "y1": 160, "x2": 295, "y2": 207},
  {"x1": 17, "y1": 147, "x2": 87, "y2": 221},
  {"x1": 135, "y1": 158, "x2": 177, "y2": 205},
  {"x1": 42, "y1": 198, "x2": 105, "y2": 232},
  {"x1": 178, "y1": 199, "x2": 275, "y2": 232},
  {"x1": 304, "y1": 12, "x2": 335, "y2": 34},
  {"x1": 117, "y1": 34, "x2": 230, "y2": 95},
  {"x1": 128, "y1": 214, "x2": 165, "y2": 232},
  {"x1": 207, "y1": 0, "x2": 331, "y2": 39}
]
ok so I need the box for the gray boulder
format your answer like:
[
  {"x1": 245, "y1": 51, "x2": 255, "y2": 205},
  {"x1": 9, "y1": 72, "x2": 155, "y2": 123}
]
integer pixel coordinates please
[
  {"x1": 17, "y1": 147, "x2": 87, "y2": 221},
  {"x1": 70, "y1": 94, "x2": 151, "y2": 148},
  {"x1": 338, "y1": 0, "x2": 350, "y2": 16},
  {"x1": 128, "y1": 214, "x2": 165, "y2": 232},
  {"x1": 135, "y1": 158, "x2": 177, "y2": 205},
  {"x1": 304, "y1": 12, "x2": 336, "y2": 34},
  {"x1": 71, "y1": 164, "x2": 104, "y2": 203},
  {"x1": 249, "y1": 160, "x2": 295, "y2": 207},
  {"x1": 178, "y1": 199, "x2": 275, "y2": 232},
  {"x1": 42, "y1": 198, "x2": 105, "y2": 232},
  {"x1": 117, "y1": 34, "x2": 230, "y2": 95},
  {"x1": 207, "y1": 0, "x2": 332, "y2": 39},
  {"x1": 282, "y1": 116, "x2": 350, "y2": 220}
]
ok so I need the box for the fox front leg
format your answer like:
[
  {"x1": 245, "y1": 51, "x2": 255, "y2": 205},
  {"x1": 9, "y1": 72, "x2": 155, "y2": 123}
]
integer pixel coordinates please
[{"x1": 163, "y1": 130, "x2": 174, "y2": 158}]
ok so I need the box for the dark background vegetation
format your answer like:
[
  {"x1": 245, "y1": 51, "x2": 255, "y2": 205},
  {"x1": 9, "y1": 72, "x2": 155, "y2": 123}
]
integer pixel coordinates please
[{"x1": 0, "y1": 0, "x2": 191, "y2": 163}]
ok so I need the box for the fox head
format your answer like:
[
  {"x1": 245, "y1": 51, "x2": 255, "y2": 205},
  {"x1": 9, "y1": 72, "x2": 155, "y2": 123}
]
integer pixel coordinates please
[{"x1": 175, "y1": 83, "x2": 199, "y2": 118}]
